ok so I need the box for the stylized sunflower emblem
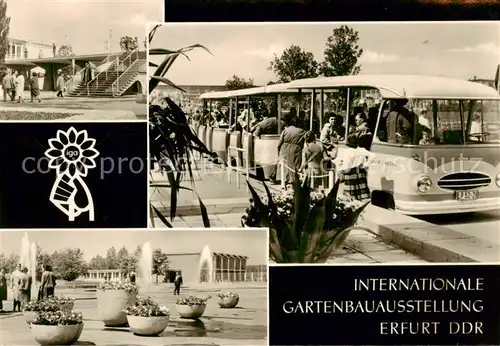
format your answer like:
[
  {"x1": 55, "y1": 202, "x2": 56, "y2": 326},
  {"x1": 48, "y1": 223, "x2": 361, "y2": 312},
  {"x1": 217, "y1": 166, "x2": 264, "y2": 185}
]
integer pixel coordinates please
[
  {"x1": 44, "y1": 127, "x2": 100, "y2": 222},
  {"x1": 45, "y1": 127, "x2": 99, "y2": 177}
]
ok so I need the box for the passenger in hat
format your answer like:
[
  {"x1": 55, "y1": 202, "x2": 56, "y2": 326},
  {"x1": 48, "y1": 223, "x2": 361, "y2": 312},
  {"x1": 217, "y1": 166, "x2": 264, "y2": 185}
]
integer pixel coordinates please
[{"x1": 56, "y1": 69, "x2": 65, "y2": 98}]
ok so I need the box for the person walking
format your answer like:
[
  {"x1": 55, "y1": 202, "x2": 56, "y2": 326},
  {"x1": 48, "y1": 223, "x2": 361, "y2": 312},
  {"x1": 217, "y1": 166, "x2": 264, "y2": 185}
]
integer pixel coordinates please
[
  {"x1": 173, "y1": 272, "x2": 183, "y2": 295},
  {"x1": 29, "y1": 72, "x2": 41, "y2": 103},
  {"x1": 19, "y1": 267, "x2": 32, "y2": 310},
  {"x1": 15, "y1": 71, "x2": 25, "y2": 103},
  {"x1": 269, "y1": 113, "x2": 306, "y2": 185},
  {"x1": 11, "y1": 71, "x2": 18, "y2": 102},
  {"x1": 40, "y1": 264, "x2": 56, "y2": 299},
  {"x1": 0, "y1": 268, "x2": 7, "y2": 313},
  {"x1": 56, "y1": 70, "x2": 65, "y2": 98},
  {"x1": 10, "y1": 264, "x2": 23, "y2": 312},
  {"x1": 2, "y1": 70, "x2": 11, "y2": 102}
]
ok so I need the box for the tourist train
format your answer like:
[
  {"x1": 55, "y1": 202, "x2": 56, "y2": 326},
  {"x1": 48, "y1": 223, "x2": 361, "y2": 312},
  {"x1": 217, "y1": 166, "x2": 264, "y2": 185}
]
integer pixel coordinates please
[{"x1": 193, "y1": 74, "x2": 500, "y2": 215}]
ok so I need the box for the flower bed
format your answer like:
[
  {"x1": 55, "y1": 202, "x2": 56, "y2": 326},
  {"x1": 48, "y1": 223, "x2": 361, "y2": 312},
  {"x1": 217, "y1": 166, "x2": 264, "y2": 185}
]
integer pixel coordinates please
[
  {"x1": 124, "y1": 296, "x2": 170, "y2": 336},
  {"x1": 175, "y1": 296, "x2": 210, "y2": 319},
  {"x1": 31, "y1": 311, "x2": 84, "y2": 345},
  {"x1": 98, "y1": 280, "x2": 139, "y2": 294},
  {"x1": 244, "y1": 176, "x2": 371, "y2": 263},
  {"x1": 0, "y1": 111, "x2": 83, "y2": 120},
  {"x1": 217, "y1": 292, "x2": 239, "y2": 308}
]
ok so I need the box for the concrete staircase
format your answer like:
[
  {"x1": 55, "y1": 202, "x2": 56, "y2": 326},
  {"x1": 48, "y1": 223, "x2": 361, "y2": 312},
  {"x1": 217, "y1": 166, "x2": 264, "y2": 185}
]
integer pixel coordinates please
[{"x1": 67, "y1": 50, "x2": 146, "y2": 98}]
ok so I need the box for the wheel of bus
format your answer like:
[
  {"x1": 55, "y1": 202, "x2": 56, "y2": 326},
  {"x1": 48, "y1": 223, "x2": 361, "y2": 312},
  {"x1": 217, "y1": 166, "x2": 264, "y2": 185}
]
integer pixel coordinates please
[{"x1": 371, "y1": 191, "x2": 395, "y2": 210}]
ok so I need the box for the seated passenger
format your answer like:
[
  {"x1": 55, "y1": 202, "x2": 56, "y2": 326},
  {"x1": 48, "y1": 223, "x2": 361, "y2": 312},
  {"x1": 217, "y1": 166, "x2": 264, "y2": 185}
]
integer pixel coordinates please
[
  {"x1": 385, "y1": 99, "x2": 415, "y2": 144},
  {"x1": 419, "y1": 130, "x2": 434, "y2": 145},
  {"x1": 353, "y1": 113, "x2": 373, "y2": 151},
  {"x1": 253, "y1": 109, "x2": 284, "y2": 136}
]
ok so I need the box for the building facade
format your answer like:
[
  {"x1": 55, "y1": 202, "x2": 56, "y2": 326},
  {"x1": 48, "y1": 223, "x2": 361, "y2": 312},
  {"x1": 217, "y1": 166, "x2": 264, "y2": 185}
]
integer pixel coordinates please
[
  {"x1": 83, "y1": 269, "x2": 124, "y2": 282},
  {"x1": 7, "y1": 37, "x2": 53, "y2": 60}
]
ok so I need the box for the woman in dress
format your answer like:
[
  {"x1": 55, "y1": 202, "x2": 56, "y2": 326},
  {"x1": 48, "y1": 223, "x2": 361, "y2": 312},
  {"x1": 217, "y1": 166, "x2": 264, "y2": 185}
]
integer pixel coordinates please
[
  {"x1": 10, "y1": 263, "x2": 23, "y2": 312},
  {"x1": 273, "y1": 114, "x2": 306, "y2": 184},
  {"x1": 15, "y1": 71, "x2": 25, "y2": 103},
  {"x1": 300, "y1": 131, "x2": 329, "y2": 188},
  {"x1": 0, "y1": 268, "x2": 7, "y2": 312},
  {"x1": 29, "y1": 72, "x2": 41, "y2": 103},
  {"x1": 336, "y1": 135, "x2": 375, "y2": 201}
]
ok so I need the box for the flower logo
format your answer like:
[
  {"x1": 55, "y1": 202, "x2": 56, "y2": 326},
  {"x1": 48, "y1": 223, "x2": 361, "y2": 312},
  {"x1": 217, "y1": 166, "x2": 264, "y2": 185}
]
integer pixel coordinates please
[{"x1": 44, "y1": 127, "x2": 100, "y2": 222}]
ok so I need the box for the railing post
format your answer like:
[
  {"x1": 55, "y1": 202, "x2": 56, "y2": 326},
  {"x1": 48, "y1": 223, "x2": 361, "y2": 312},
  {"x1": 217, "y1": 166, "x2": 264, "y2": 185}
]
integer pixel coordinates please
[
  {"x1": 227, "y1": 148, "x2": 232, "y2": 184},
  {"x1": 328, "y1": 170, "x2": 334, "y2": 192},
  {"x1": 280, "y1": 160, "x2": 285, "y2": 189}
]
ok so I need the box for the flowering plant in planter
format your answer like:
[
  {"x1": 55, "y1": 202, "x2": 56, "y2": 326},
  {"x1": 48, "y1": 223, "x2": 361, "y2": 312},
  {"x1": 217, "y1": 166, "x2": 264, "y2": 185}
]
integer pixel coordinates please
[
  {"x1": 98, "y1": 281, "x2": 139, "y2": 294},
  {"x1": 32, "y1": 310, "x2": 83, "y2": 326},
  {"x1": 47, "y1": 296, "x2": 74, "y2": 305},
  {"x1": 217, "y1": 292, "x2": 239, "y2": 299},
  {"x1": 245, "y1": 174, "x2": 371, "y2": 263},
  {"x1": 123, "y1": 296, "x2": 170, "y2": 317},
  {"x1": 24, "y1": 299, "x2": 62, "y2": 312},
  {"x1": 176, "y1": 296, "x2": 211, "y2": 306}
]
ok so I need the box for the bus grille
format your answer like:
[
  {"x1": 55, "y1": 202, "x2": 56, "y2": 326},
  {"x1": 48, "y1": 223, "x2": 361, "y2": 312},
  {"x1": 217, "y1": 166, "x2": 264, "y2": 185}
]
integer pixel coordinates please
[{"x1": 437, "y1": 172, "x2": 491, "y2": 191}]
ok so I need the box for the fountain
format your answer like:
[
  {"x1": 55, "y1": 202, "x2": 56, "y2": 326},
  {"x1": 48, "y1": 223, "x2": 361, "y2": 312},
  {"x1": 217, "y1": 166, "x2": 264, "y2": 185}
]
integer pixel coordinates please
[
  {"x1": 197, "y1": 245, "x2": 214, "y2": 284},
  {"x1": 138, "y1": 242, "x2": 153, "y2": 292},
  {"x1": 19, "y1": 232, "x2": 37, "y2": 299}
]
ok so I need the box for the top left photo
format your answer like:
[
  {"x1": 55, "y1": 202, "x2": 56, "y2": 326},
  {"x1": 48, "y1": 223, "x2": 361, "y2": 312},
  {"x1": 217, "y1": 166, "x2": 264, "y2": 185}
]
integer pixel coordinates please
[{"x1": 0, "y1": 0, "x2": 163, "y2": 122}]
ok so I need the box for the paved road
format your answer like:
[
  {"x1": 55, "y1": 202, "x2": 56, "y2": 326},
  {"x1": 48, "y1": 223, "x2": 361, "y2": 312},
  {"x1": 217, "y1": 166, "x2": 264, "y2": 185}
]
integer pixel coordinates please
[{"x1": 418, "y1": 209, "x2": 500, "y2": 245}]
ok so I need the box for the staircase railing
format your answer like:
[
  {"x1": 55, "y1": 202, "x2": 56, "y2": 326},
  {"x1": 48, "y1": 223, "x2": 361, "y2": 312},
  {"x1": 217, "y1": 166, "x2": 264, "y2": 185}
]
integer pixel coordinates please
[
  {"x1": 64, "y1": 67, "x2": 86, "y2": 93},
  {"x1": 111, "y1": 49, "x2": 140, "y2": 97},
  {"x1": 86, "y1": 52, "x2": 118, "y2": 96}
]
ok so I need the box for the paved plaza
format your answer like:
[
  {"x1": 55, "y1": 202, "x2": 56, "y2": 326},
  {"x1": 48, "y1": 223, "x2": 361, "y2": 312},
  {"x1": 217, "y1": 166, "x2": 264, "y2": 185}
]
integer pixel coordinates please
[
  {"x1": 0, "y1": 283, "x2": 268, "y2": 346},
  {"x1": 0, "y1": 92, "x2": 146, "y2": 120}
]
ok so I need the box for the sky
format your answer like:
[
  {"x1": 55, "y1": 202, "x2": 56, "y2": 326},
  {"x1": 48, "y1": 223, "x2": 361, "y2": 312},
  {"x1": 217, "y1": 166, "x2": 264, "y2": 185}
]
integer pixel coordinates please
[
  {"x1": 0, "y1": 229, "x2": 268, "y2": 265},
  {"x1": 150, "y1": 22, "x2": 500, "y2": 86},
  {"x1": 8, "y1": 0, "x2": 163, "y2": 54}
]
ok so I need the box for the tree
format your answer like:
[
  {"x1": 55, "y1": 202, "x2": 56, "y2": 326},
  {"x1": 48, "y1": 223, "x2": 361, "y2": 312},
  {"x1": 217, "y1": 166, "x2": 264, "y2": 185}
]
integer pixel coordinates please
[
  {"x1": 88, "y1": 255, "x2": 107, "y2": 270},
  {"x1": 51, "y1": 248, "x2": 88, "y2": 282},
  {"x1": 0, "y1": 1, "x2": 9, "y2": 80},
  {"x1": 36, "y1": 245, "x2": 51, "y2": 282},
  {"x1": 119, "y1": 36, "x2": 139, "y2": 52},
  {"x1": 319, "y1": 25, "x2": 363, "y2": 77},
  {"x1": 57, "y1": 44, "x2": 74, "y2": 57},
  {"x1": 0, "y1": 253, "x2": 19, "y2": 273},
  {"x1": 269, "y1": 45, "x2": 319, "y2": 83},
  {"x1": 225, "y1": 75, "x2": 255, "y2": 91},
  {"x1": 105, "y1": 247, "x2": 118, "y2": 269},
  {"x1": 152, "y1": 248, "x2": 170, "y2": 284}
]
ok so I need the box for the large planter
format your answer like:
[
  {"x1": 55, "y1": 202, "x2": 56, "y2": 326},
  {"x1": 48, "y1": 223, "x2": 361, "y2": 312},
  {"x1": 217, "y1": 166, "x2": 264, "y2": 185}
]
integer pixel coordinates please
[
  {"x1": 127, "y1": 315, "x2": 169, "y2": 336},
  {"x1": 175, "y1": 304, "x2": 207, "y2": 319},
  {"x1": 31, "y1": 323, "x2": 84, "y2": 345},
  {"x1": 24, "y1": 311, "x2": 37, "y2": 324},
  {"x1": 97, "y1": 290, "x2": 137, "y2": 327},
  {"x1": 218, "y1": 296, "x2": 239, "y2": 308}
]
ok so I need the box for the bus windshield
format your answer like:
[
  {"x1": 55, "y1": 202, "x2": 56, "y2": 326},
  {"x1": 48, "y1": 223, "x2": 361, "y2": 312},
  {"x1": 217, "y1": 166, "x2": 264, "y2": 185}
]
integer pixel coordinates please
[{"x1": 376, "y1": 99, "x2": 500, "y2": 145}]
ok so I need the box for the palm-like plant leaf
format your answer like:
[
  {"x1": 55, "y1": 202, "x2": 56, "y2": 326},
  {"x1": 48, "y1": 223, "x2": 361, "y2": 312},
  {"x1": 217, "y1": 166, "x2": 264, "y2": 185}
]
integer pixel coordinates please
[
  {"x1": 297, "y1": 201, "x2": 326, "y2": 263},
  {"x1": 151, "y1": 204, "x2": 173, "y2": 228},
  {"x1": 150, "y1": 76, "x2": 187, "y2": 93}
]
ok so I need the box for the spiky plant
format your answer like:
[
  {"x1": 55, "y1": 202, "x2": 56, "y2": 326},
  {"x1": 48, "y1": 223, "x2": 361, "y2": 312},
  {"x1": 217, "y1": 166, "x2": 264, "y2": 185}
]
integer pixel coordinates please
[
  {"x1": 148, "y1": 24, "x2": 218, "y2": 227},
  {"x1": 247, "y1": 173, "x2": 371, "y2": 263}
]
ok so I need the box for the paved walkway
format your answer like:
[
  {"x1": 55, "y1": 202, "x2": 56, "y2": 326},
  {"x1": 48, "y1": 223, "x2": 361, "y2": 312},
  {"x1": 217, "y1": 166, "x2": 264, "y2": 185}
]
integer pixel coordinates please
[
  {"x1": 149, "y1": 161, "x2": 428, "y2": 264},
  {"x1": 0, "y1": 93, "x2": 146, "y2": 119},
  {"x1": 0, "y1": 284, "x2": 267, "y2": 346}
]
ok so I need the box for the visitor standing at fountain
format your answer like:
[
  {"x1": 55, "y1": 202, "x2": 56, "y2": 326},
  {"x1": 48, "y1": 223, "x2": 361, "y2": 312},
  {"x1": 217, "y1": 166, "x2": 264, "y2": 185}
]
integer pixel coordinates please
[
  {"x1": 29, "y1": 72, "x2": 42, "y2": 103},
  {"x1": 129, "y1": 272, "x2": 136, "y2": 284},
  {"x1": 19, "y1": 267, "x2": 32, "y2": 309},
  {"x1": 0, "y1": 268, "x2": 7, "y2": 312},
  {"x1": 40, "y1": 264, "x2": 56, "y2": 298},
  {"x1": 174, "y1": 272, "x2": 183, "y2": 295},
  {"x1": 10, "y1": 264, "x2": 23, "y2": 312}
]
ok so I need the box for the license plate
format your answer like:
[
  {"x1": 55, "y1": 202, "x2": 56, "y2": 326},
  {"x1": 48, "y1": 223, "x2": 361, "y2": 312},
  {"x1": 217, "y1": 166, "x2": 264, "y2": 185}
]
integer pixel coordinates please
[{"x1": 455, "y1": 190, "x2": 479, "y2": 201}]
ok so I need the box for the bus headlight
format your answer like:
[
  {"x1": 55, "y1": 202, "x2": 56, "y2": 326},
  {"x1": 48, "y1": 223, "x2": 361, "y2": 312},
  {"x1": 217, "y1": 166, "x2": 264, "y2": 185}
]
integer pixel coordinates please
[
  {"x1": 496, "y1": 173, "x2": 500, "y2": 187},
  {"x1": 417, "y1": 175, "x2": 432, "y2": 193}
]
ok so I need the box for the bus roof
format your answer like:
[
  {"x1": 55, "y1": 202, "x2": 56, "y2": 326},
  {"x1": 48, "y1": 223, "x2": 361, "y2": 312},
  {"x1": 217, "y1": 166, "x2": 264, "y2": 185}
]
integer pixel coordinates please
[
  {"x1": 288, "y1": 74, "x2": 500, "y2": 100},
  {"x1": 199, "y1": 82, "x2": 301, "y2": 99}
]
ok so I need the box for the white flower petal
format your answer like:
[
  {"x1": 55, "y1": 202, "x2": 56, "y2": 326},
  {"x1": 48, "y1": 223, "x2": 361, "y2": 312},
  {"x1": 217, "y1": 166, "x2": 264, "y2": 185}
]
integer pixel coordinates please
[
  {"x1": 48, "y1": 138, "x2": 64, "y2": 150},
  {"x1": 56, "y1": 130, "x2": 69, "y2": 145},
  {"x1": 81, "y1": 138, "x2": 97, "y2": 151},
  {"x1": 82, "y1": 148, "x2": 99, "y2": 160},
  {"x1": 67, "y1": 127, "x2": 78, "y2": 144}
]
